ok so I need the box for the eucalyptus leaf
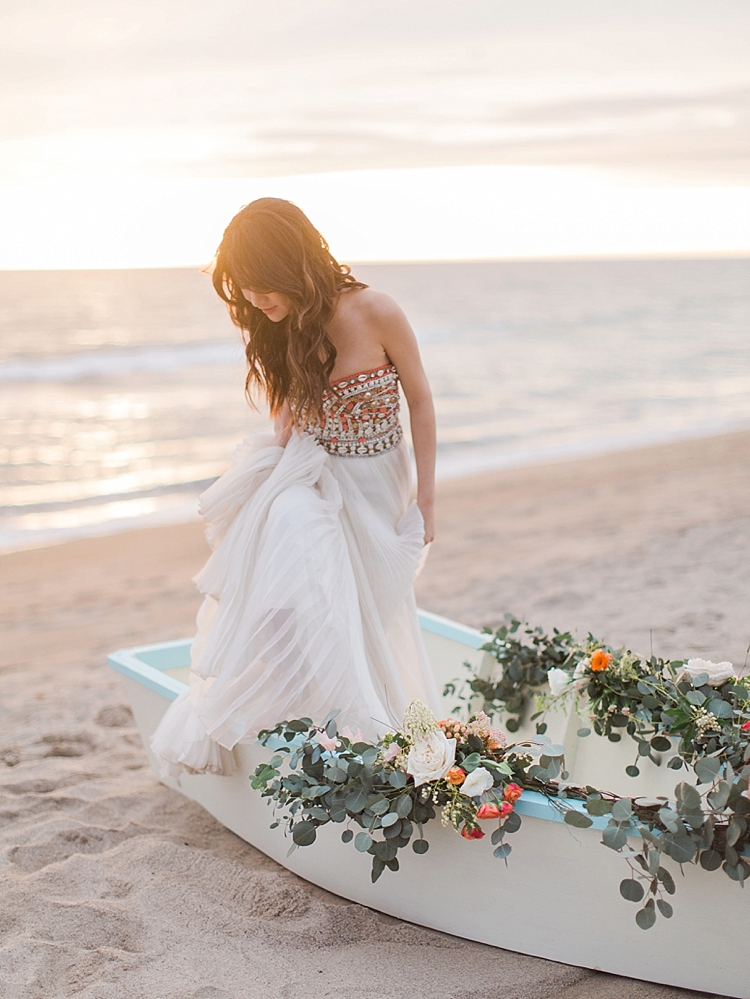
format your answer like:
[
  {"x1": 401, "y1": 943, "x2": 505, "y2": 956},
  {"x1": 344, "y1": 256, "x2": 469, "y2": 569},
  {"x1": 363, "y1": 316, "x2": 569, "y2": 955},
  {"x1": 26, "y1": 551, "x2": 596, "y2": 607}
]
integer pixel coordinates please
[
  {"x1": 504, "y1": 811, "x2": 522, "y2": 833},
  {"x1": 395, "y1": 795, "x2": 413, "y2": 818},
  {"x1": 664, "y1": 833, "x2": 696, "y2": 864},
  {"x1": 292, "y1": 822, "x2": 317, "y2": 846},
  {"x1": 612, "y1": 798, "x2": 633, "y2": 821},
  {"x1": 577, "y1": 728, "x2": 591, "y2": 737},
  {"x1": 635, "y1": 903, "x2": 657, "y2": 930},
  {"x1": 695, "y1": 756, "x2": 721, "y2": 784},
  {"x1": 341, "y1": 828, "x2": 354, "y2": 843},
  {"x1": 619, "y1": 878, "x2": 644, "y2": 902},
  {"x1": 586, "y1": 797, "x2": 613, "y2": 817},
  {"x1": 355, "y1": 832, "x2": 373, "y2": 852},
  {"x1": 493, "y1": 843, "x2": 512, "y2": 860},
  {"x1": 603, "y1": 824, "x2": 628, "y2": 850},
  {"x1": 412, "y1": 839, "x2": 429, "y2": 855},
  {"x1": 723, "y1": 860, "x2": 750, "y2": 883},
  {"x1": 564, "y1": 809, "x2": 593, "y2": 829},
  {"x1": 657, "y1": 867, "x2": 676, "y2": 894},
  {"x1": 381, "y1": 811, "x2": 399, "y2": 828},
  {"x1": 345, "y1": 789, "x2": 369, "y2": 813},
  {"x1": 656, "y1": 899, "x2": 673, "y2": 918}
]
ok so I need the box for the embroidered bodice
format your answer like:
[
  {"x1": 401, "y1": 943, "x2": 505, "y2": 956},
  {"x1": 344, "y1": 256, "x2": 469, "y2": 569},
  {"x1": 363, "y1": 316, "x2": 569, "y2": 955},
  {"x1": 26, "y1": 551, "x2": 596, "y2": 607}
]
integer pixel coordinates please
[{"x1": 305, "y1": 364, "x2": 403, "y2": 457}]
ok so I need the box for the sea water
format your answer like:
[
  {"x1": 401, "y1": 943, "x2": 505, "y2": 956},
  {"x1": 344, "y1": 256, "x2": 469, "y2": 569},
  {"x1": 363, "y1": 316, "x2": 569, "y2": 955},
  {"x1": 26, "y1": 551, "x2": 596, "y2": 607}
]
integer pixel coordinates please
[{"x1": 1, "y1": 257, "x2": 749, "y2": 552}]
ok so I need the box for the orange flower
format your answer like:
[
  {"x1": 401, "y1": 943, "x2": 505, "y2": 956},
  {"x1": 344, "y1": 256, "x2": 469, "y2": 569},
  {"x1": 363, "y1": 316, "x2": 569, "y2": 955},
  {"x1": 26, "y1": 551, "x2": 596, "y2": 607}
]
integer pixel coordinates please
[
  {"x1": 503, "y1": 783, "x2": 523, "y2": 804},
  {"x1": 476, "y1": 802, "x2": 502, "y2": 819},
  {"x1": 590, "y1": 649, "x2": 613, "y2": 672},
  {"x1": 500, "y1": 801, "x2": 514, "y2": 818},
  {"x1": 446, "y1": 766, "x2": 466, "y2": 785},
  {"x1": 461, "y1": 825, "x2": 485, "y2": 840}
]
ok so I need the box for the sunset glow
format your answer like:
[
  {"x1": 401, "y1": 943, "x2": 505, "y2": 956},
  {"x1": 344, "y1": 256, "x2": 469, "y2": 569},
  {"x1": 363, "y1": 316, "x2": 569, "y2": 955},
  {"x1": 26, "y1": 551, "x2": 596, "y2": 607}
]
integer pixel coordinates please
[{"x1": 2, "y1": 165, "x2": 749, "y2": 271}]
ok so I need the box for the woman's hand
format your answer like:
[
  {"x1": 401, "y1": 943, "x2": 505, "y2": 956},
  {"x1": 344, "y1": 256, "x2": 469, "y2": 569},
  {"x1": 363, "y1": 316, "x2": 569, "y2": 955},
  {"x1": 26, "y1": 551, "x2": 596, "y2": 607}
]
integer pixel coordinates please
[{"x1": 418, "y1": 497, "x2": 436, "y2": 545}]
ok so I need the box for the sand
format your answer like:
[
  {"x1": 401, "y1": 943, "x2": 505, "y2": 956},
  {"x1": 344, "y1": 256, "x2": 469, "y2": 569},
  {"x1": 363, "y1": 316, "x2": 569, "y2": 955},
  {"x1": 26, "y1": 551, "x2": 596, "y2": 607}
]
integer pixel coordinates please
[{"x1": 2, "y1": 429, "x2": 749, "y2": 999}]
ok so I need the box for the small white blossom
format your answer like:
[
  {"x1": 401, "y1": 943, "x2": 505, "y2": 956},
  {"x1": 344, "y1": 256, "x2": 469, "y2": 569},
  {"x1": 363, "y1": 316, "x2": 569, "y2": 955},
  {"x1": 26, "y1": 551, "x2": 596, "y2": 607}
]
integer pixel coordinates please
[
  {"x1": 402, "y1": 700, "x2": 439, "y2": 742},
  {"x1": 574, "y1": 658, "x2": 590, "y2": 679},
  {"x1": 547, "y1": 667, "x2": 572, "y2": 697},
  {"x1": 459, "y1": 766, "x2": 494, "y2": 798}
]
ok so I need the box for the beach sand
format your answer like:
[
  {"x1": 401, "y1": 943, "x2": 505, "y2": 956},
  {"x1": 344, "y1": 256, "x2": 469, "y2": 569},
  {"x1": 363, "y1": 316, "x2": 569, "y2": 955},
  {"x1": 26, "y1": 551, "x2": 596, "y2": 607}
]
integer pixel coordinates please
[{"x1": 2, "y1": 429, "x2": 749, "y2": 999}]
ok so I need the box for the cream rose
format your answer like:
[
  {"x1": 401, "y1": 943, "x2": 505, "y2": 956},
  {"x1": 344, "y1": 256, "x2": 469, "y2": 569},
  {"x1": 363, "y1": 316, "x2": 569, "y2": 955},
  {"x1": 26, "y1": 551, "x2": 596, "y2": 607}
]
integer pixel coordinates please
[
  {"x1": 459, "y1": 765, "x2": 494, "y2": 798},
  {"x1": 406, "y1": 731, "x2": 457, "y2": 787},
  {"x1": 547, "y1": 667, "x2": 572, "y2": 697},
  {"x1": 684, "y1": 658, "x2": 736, "y2": 688}
]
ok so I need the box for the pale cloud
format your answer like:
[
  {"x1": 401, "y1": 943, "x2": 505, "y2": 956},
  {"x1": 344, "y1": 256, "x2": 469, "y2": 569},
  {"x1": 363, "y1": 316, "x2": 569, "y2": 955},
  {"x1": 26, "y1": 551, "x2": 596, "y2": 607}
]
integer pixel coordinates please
[{"x1": 1, "y1": 0, "x2": 750, "y2": 186}]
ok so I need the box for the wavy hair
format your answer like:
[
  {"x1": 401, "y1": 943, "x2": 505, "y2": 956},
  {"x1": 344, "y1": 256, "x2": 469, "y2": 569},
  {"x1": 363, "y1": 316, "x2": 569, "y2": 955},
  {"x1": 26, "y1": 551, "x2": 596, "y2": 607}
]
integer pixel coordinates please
[{"x1": 212, "y1": 197, "x2": 367, "y2": 423}]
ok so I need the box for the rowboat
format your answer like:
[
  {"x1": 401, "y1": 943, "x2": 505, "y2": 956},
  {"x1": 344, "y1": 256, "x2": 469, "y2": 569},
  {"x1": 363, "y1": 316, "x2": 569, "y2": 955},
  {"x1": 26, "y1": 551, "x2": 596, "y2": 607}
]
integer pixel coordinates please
[{"x1": 109, "y1": 609, "x2": 746, "y2": 998}]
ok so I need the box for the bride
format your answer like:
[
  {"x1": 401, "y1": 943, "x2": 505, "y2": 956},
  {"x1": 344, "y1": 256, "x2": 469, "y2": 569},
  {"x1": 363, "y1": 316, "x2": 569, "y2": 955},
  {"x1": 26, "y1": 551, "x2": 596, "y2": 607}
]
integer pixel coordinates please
[{"x1": 151, "y1": 197, "x2": 441, "y2": 777}]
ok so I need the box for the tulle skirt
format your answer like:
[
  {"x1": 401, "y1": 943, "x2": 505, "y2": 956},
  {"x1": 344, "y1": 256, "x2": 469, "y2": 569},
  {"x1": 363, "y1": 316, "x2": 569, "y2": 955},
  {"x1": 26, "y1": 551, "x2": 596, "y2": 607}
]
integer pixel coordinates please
[{"x1": 150, "y1": 432, "x2": 440, "y2": 777}]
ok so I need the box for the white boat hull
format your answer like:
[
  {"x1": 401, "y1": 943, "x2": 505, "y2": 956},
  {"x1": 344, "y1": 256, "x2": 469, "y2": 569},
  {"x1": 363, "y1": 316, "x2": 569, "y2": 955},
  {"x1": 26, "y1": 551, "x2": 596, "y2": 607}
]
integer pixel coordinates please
[{"x1": 110, "y1": 611, "x2": 747, "y2": 998}]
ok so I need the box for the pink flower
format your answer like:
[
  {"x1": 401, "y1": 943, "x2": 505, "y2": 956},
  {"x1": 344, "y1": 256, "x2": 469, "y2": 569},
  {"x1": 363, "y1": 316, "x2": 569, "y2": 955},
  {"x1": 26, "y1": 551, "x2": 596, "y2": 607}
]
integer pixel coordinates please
[
  {"x1": 476, "y1": 802, "x2": 502, "y2": 819},
  {"x1": 340, "y1": 725, "x2": 365, "y2": 743},
  {"x1": 500, "y1": 801, "x2": 514, "y2": 818},
  {"x1": 742, "y1": 720, "x2": 750, "y2": 732},
  {"x1": 316, "y1": 731, "x2": 339, "y2": 752},
  {"x1": 461, "y1": 825, "x2": 485, "y2": 840},
  {"x1": 382, "y1": 743, "x2": 400, "y2": 762},
  {"x1": 503, "y1": 783, "x2": 523, "y2": 804}
]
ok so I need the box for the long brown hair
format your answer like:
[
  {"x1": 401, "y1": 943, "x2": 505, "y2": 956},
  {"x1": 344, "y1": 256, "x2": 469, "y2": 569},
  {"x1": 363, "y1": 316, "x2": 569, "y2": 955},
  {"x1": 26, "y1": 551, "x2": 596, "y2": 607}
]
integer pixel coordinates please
[{"x1": 212, "y1": 197, "x2": 366, "y2": 422}]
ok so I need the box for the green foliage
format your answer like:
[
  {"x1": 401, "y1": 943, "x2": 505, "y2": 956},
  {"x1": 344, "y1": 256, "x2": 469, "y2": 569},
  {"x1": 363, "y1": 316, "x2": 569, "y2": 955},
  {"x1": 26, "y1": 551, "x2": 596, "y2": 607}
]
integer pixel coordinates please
[
  {"x1": 251, "y1": 712, "x2": 527, "y2": 884},
  {"x1": 444, "y1": 612, "x2": 750, "y2": 929},
  {"x1": 254, "y1": 606, "x2": 750, "y2": 933},
  {"x1": 444, "y1": 615, "x2": 577, "y2": 730}
]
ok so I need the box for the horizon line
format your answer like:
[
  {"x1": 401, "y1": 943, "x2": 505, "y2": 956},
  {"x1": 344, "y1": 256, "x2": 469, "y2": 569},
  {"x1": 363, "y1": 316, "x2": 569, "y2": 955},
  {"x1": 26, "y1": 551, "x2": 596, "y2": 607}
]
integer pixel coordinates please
[{"x1": 2, "y1": 249, "x2": 749, "y2": 275}]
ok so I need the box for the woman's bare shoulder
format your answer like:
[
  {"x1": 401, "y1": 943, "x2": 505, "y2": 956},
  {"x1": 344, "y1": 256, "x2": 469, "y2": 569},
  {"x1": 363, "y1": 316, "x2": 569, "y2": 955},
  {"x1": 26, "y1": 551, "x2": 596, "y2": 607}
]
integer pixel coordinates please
[{"x1": 339, "y1": 286, "x2": 405, "y2": 323}]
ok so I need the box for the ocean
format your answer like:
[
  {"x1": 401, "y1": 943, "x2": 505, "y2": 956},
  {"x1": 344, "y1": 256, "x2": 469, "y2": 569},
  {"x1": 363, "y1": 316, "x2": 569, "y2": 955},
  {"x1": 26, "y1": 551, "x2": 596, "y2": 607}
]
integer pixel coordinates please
[{"x1": 1, "y1": 257, "x2": 749, "y2": 552}]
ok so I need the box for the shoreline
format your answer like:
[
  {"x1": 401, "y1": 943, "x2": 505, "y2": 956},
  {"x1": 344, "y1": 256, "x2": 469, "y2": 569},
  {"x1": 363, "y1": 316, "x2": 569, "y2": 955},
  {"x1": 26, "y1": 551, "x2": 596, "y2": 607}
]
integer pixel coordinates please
[{"x1": 3, "y1": 422, "x2": 750, "y2": 557}]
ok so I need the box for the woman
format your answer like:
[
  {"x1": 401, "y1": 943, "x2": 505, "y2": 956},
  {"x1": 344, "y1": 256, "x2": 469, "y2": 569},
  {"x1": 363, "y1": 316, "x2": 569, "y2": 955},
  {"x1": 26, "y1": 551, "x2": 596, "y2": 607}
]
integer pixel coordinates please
[{"x1": 151, "y1": 198, "x2": 440, "y2": 777}]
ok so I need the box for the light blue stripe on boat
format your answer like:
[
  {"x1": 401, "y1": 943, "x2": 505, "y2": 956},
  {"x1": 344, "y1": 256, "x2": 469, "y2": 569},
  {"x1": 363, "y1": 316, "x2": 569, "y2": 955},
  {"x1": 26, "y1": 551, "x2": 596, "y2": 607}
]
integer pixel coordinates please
[
  {"x1": 107, "y1": 609, "x2": 487, "y2": 701},
  {"x1": 108, "y1": 640, "x2": 190, "y2": 701},
  {"x1": 107, "y1": 622, "x2": 611, "y2": 832},
  {"x1": 416, "y1": 609, "x2": 486, "y2": 650}
]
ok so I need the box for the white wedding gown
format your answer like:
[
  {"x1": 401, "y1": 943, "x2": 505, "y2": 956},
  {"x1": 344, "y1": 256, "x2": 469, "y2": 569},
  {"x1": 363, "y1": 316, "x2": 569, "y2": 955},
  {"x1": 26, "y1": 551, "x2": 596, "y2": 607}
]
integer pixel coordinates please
[{"x1": 151, "y1": 365, "x2": 440, "y2": 777}]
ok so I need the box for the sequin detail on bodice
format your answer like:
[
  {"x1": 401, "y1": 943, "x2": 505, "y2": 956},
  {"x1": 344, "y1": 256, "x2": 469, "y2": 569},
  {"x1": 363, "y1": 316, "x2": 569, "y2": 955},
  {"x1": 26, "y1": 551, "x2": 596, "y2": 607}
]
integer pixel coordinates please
[{"x1": 305, "y1": 364, "x2": 403, "y2": 457}]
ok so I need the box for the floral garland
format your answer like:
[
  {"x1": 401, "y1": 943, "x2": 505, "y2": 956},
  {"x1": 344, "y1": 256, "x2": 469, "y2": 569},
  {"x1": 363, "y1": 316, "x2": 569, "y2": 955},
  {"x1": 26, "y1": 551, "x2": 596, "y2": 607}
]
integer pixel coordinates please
[
  {"x1": 251, "y1": 618, "x2": 750, "y2": 931},
  {"x1": 252, "y1": 703, "x2": 529, "y2": 884}
]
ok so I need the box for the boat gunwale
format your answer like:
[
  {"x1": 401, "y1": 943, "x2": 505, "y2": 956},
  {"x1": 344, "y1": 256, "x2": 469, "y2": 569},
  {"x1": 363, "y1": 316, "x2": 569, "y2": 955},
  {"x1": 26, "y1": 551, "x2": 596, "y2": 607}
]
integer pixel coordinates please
[{"x1": 107, "y1": 611, "x2": 610, "y2": 831}]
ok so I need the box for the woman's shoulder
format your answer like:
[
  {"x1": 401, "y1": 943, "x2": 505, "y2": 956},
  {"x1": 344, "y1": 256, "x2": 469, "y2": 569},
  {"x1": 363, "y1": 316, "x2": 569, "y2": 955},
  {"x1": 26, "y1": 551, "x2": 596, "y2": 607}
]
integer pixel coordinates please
[{"x1": 338, "y1": 286, "x2": 404, "y2": 325}]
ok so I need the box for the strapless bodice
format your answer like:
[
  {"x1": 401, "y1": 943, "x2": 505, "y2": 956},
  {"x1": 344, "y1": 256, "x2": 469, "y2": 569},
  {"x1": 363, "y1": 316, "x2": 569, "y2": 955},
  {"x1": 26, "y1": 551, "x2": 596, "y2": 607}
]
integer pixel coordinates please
[{"x1": 305, "y1": 364, "x2": 403, "y2": 457}]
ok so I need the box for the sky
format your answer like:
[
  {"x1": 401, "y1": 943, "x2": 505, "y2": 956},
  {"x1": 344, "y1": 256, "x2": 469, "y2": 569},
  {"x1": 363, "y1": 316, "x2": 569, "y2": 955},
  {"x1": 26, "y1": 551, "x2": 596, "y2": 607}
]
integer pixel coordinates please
[{"x1": 2, "y1": 0, "x2": 749, "y2": 268}]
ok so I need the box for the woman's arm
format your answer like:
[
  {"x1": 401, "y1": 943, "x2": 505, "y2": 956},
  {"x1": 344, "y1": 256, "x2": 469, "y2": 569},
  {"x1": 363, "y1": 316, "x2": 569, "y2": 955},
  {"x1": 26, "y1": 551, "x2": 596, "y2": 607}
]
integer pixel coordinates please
[
  {"x1": 272, "y1": 400, "x2": 293, "y2": 447},
  {"x1": 368, "y1": 295, "x2": 437, "y2": 543}
]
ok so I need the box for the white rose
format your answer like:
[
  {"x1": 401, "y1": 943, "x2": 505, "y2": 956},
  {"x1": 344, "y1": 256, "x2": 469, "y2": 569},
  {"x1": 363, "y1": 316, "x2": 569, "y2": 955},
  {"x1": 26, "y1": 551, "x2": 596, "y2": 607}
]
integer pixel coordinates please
[
  {"x1": 406, "y1": 731, "x2": 456, "y2": 787},
  {"x1": 573, "y1": 658, "x2": 589, "y2": 679},
  {"x1": 547, "y1": 667, "x2": 572, "y2": 696},
  {"x1": 684, "y1": 658, "x2": 736, "y2": 688},
  {"x1": 459, "y1": 765, "x2": 494, "y2": 798}
]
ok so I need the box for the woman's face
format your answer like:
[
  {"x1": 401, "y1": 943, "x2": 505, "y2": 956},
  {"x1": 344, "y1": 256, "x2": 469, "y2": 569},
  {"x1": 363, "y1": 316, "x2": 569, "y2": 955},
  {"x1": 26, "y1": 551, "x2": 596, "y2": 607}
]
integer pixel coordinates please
[{"x1": 241, "y1": 287, "x2": 291, "y2": 322}]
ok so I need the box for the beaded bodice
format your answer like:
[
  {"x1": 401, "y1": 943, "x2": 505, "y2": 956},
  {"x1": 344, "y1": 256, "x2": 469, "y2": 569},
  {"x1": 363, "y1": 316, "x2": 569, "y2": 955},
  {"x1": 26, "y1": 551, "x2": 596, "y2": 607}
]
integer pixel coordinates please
[{"x1": 305, "y1": 364, "x2": 403, "y2": 457}]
